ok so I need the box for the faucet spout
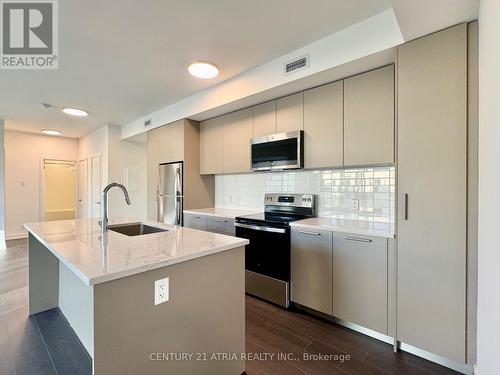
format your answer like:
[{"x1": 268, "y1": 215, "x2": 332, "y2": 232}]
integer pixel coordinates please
[{"x1": 101, "y1": 183, "x2": 131, "y2": 231}]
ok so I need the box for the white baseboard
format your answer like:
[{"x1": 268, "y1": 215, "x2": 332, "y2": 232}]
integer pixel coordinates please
[
  {"x1": 293, "y1": 303, "x2": 474, "y2": 375},
  {"x1": 399, "y1": 342, "x2": 474, "y2": 375},
  {"x1": 0, "y1": 230, "x2": 5, "y2": 249},
  {"x1": 6, "y1": 232, "x2": 27, "y2": 240}
]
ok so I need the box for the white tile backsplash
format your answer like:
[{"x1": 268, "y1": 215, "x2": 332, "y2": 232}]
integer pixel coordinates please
[{"x1": 215, "y1": 166, "x2": 396, "y2": 224}]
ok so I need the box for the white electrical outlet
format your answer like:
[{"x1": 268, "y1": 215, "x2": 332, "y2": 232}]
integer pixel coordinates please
[
  {"x1": 351, "y1": 199, "x2": 360, "y2": 211},
  {"x1": 154, "y1": 277, "x2": 169, "y2": 305}
]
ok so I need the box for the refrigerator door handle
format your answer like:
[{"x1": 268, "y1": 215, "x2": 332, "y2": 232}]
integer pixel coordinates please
[
  {"x1": 176, "y1": 196, "x2": 182, "y2": 226},
  {"x1": 156, "y1": 170, "x2": 161, "y2": 222},
  {"x1": 175, "y1": 167, "x2": 182, "y2": 226}
]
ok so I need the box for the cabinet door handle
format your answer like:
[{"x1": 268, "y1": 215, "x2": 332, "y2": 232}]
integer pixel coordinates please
[
  {"x1": 345, "y1": 236, "x2": 372, "y2": 243},
  {"x1": 298, "y1": 230, "x2": 321, "y2": 236},
  {"x1": 214, "y1": 219, "x2": 228, "y2": 223},
  {"x1": 404, "y1": 193, "x2": 409, "y2": 220}
]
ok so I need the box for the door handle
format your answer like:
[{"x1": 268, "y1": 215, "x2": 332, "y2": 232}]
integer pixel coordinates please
[
  {"x1": 345, "y1": 236, "x2": 372, "y2": 243},
  {"x1": 214, "y1": 219, "x2": 228, "y2": 223},
  {"x1": 298, "y1": 230, "x2": 321, "y2": 236},
  {"x1": 404, "y1": 193, "x2": 409, "y2": 220}
]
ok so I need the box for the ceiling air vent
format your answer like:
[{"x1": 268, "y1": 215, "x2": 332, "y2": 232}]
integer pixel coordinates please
[
  {"x1": 284, "y1": 54, "x2": 310, "y2": 76},
  {"x1": 144, "y1": 119, "x2": 152, "y2": 127}
]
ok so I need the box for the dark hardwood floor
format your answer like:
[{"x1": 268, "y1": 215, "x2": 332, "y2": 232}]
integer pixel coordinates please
[{"x1": 0, "y1": 239, "x2": 459, "y2": 375}]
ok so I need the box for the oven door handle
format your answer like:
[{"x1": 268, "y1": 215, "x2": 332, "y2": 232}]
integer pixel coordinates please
[{"x1": 234, "y1": 222, "x2": 286, "y2": 234}]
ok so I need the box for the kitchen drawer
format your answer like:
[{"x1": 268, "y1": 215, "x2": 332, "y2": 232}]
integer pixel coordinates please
[
  {"x1": 183, "y1": 213, "x2": 208, "y2": 231},
  {"x1": 333, "y1": 232, "x2": 388, "y2": 334},
  {"x1": 291, "y1": 228, "x2": 333, "y2": 315},
  {"x1": 207, "y1": 216, "x2": 235, "y2": 236}
]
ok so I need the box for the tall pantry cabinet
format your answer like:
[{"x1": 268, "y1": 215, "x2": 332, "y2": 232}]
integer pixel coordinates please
[{"x1": 397, "y1": 24, "x2": 469, "y2": 363}]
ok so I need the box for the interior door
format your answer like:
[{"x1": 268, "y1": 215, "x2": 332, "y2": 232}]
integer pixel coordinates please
[
  {"x1": 90, "y1": 155, "x2": 102, "y2": 218},
  {"x1": 78, "y1": 159, "x2": 88, "y2": 219}
]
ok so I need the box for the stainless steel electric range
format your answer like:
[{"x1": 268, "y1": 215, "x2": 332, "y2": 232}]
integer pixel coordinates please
[{"x1": 235, "y1": 193, "x2": 316, "y2": 308}]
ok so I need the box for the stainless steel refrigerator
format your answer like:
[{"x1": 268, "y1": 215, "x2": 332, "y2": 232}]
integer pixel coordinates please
[{"x1": 157, "y1": 162, "x2": 183, "y2": 225}]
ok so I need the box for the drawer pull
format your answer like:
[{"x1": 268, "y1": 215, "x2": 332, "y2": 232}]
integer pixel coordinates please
[
  {"x1": 345, "y1": 236, "x2": 372, "y2": 243},
  {"x1": 298, "y1": 230, "x2": 321, "y2": 236},
  {"x1": 404, "y1": 193, "x2": 409, "y2": 220},
  {"x1": 213, "y1": 219, "x2": 228, "y2": 223}
]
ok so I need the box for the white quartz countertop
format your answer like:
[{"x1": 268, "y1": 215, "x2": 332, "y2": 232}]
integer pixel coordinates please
[
  {"x1": 24, "y1": 218, "x2": 249, "y2": 286},
  {"x1": 183, "y1": 208, "x2": 261, "y2": 219},
  {"x1": 290, "y1": 218, "x2": 395, "y2": 239}
]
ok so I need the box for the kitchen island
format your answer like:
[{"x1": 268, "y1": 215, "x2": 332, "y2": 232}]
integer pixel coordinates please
[{"x1": 24, "y1": 218, "x2": 248, "y2": 375}]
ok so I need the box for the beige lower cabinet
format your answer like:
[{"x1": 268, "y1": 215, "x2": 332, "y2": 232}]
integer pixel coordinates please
[
  {"x1": 332, "y1": 233, "x2": 388, "y2": 334},
  {"x1": 223, "y1": 108, "x2": 253, "y2": 173},
  {"x1": 303, "y1": 81, "x2": 343, "y2": 168},
  {"x1": 206, "y1": 216, "x2": 235, "y2": 236},
  {"x1": 344, "y1": 65, "x2": 395, "y2": 166},
  {"x1": 291, "y1": 228, "x2": 333, "y2": 315},
  {"x1": 183, "y1": 213, "x2": 208, "y2": 231},
  {"x1": 184, "y1": 214, "x2": 235, "y2": 236}
]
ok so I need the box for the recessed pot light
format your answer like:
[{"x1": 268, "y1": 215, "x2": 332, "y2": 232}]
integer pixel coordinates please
[
  {"x1": 62, "y1": 107, "x2": 88, "y2": 117},
  {"x1": 42, "y1": 129, "x2": 62, "y2": 136},
  {"x1": 188, "y1": 62, "x2": 219, "y2": 79}
]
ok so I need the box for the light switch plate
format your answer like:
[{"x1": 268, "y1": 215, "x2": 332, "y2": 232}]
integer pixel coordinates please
[{"x1": 154, "y1": 277, "x2": 169, "y2": 305}]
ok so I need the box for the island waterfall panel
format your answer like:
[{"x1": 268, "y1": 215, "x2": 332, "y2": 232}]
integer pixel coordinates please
[{"x1": 93, "y1": 247, "x2": 245, "y2": 375}]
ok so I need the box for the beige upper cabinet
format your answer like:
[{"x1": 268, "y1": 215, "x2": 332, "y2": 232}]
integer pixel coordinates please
[
  {"x1": 304, "y1": 81, "x2": 344, "y2": 168},
  {"x1": 158, "y1": 120, "x2": 184, "y2": 164},
  {"x1": 253, "y1": 100, "x2": 277, "y2": 137},
  {"x1": 397, "y1": 24, "x2": 467, "y2": 364},
  {"x1": 169, "y1": 120, "x2": 184, "y2": 162},
  {"x1": 222, "y1": 108, "x2": 253, "y2": 173},
  {"x1": 276, "y1": 92, "x2": 304, "y2": 133},
  {"x1": 344, "y1": 65, "x2": 395, "y2": 166},
  {"x1": 200, "y1": 116, "x2": 224, "y2": 174}
]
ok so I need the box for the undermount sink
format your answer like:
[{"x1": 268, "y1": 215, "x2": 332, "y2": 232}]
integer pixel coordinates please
[{"x1": 108, "y1": 222, "x2": 169, "y2": 236}]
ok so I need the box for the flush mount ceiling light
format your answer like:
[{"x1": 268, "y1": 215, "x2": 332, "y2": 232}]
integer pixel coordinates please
[
  {"x1": 62, "y1": 107, "x2": 88, "y2": 117},
  {"x1": 188, "y1": 62, "x2": 219, "y2": 79},
  {"x1": 42, "y1": 129, "x2": 62, "y2": 136}
]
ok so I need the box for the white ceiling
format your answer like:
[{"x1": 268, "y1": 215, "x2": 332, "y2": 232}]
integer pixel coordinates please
[{"x1": 1, "y1": 0, "x2": 393, "y2": 138}]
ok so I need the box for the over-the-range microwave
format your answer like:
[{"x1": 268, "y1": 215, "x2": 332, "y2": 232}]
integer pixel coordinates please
[{"x1": 251, "y1": 130, "x2": 304, "y2": 171}]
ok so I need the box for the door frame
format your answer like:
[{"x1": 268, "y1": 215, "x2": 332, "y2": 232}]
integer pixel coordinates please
[
  {"x1": 89, "y1": 153, "x2": 103, "y2": 218},
  {"x1": 39, "y1": 158, "x2": 77, "y2": 222},
  {"x1": 77, "y1": 158, "x2": 88, "y2": 219}
]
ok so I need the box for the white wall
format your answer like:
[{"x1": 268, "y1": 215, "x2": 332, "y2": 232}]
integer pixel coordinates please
[
  {"x1": 5, "y1": 131, "x2": 78, "y2": 239},
  {"x1": 78, "y1": 125, "x2": 109, "y2": 218},
  {"x1": 477, "y1": 1, "x2": 500, "y2": 373},
  {"x1": 78, "y1": 125, "x2": 147, "y2": 220},
  {"x1": 107, "y1": 125, "x2": 147, "y2": 220}
]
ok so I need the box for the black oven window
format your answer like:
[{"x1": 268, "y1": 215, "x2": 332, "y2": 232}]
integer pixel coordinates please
[{"x1": 252, "y1": 138, "x2": 298, "y2": 167}]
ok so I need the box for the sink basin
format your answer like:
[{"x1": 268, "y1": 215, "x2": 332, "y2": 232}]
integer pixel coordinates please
[{"x1": 108, "y1": 223, "x2": 169, "y2": 236}]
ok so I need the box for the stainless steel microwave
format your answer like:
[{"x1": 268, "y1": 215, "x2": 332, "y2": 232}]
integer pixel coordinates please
[{"x1": 251, "y1": 130, "x2": 304, "y2": 171}]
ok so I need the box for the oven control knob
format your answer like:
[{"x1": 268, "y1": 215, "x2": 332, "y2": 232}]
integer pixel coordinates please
[{"x1": 307, "y1": 198, "x2": 312, "y2": 202}]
